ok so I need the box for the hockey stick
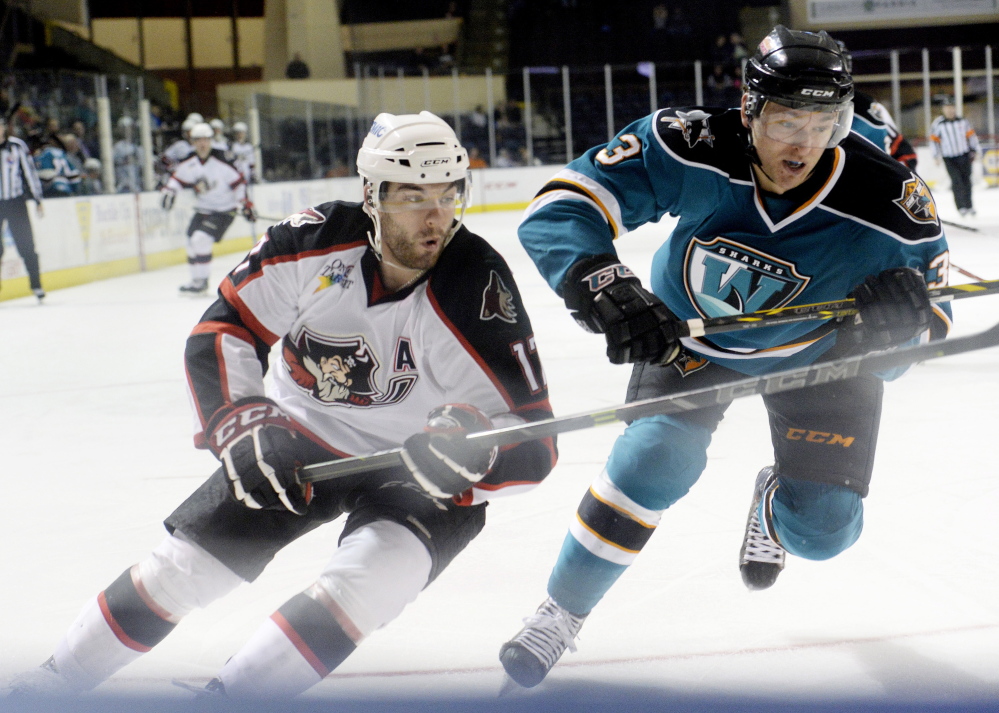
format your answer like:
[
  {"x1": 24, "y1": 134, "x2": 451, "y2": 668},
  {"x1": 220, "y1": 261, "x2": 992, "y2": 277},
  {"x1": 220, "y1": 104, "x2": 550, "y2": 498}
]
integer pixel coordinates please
[
  {"x1": 674, "y1": 279, "x2": 999, "y2": 338},
  {"x1": 941, "y1": 218, "x2": 980, "y2": 233},
  {"x1": 298, "y1": 316, "x2": 999, "y2": 483},
  {"x1": 951, "y1": 263, "x2": 986, "y2": 282}
]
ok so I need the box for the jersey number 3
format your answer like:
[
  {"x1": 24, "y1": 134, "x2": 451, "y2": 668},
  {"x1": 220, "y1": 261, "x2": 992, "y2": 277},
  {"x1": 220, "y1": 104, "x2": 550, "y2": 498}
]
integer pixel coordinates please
[{"x1": 596, "y1": 134, "x2": 641, "y2": 166}]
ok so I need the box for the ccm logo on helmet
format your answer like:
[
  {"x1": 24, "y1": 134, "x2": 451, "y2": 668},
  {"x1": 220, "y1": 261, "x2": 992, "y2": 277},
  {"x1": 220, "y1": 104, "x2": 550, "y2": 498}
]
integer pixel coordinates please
[
  {"x1": 800, "y1": 88, "x2": 835, "y2": 97},
  {"x1": 369, "y1": 121, "x2": 388, "y2": 137},
  {"x1": 421, "y1": 158, "x2": 451, "y2": 166}
]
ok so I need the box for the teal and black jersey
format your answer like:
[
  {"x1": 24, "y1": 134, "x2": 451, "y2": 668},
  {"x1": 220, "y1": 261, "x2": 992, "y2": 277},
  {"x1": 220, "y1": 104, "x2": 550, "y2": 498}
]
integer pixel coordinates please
[{"x1": 519, "y1": 106, "x2": 952, "y2": 376}]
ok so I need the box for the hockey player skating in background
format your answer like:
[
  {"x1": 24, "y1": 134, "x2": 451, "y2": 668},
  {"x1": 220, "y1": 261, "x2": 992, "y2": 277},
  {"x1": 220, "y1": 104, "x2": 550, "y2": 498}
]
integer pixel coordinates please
[
  {"x1": 161, "y1": 122, "x2": 255, "y2": 294},
  {"x1": 209, "y1": 118, "x2": 229, "y2": 152},
  {"x1": 228, "y1": 121, "x2": 256, "y2": 185},
  {"x1": 837, "y1": 40, "x2": 918, "y2": 170},
  {"x1": 9, "y1": 111, "x2": 556, "y2": 699},
  {"x1": 499, "y1": 26, "x2": 952, "y2": 688}
]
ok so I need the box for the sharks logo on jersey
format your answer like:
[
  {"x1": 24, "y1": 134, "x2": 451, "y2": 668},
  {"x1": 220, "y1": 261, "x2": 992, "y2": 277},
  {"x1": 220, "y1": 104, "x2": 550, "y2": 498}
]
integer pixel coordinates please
[
  {"x1": 684, "y1": 238, "x2": 809, "y2": 318},
  {"x1": 665, "y1": 110, "x2": 716, "y2": 148},
  {"x1": 282, "y1": 330, "x2": 417, "y2": 408},
  {"x1": 893, "y1": 176, "x2": 937, "y2": 224}
]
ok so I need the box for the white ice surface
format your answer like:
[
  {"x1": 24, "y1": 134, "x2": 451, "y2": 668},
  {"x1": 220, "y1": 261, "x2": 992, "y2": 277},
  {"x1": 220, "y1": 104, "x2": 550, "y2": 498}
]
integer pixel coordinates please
[{"x1": 1, "y1": 185, "x2": 999, "y2": 705}]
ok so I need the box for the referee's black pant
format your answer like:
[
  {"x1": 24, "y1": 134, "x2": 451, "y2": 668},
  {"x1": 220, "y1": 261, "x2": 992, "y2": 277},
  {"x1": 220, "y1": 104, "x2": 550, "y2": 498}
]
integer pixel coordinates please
[
  {"x1": 943, "y1": 152, "x2": 974, "y2": 212},
  {"x1": 0, "y1": 198, "x2": 41, "y2": 291}
]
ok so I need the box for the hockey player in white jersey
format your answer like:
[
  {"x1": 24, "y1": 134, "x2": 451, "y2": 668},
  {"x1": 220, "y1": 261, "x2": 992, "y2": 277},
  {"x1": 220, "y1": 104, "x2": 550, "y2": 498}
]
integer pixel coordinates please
[
  {"x1": 161, "y1": 122, "x2": 255, "y2": 294},
  {"x1": 228, "y1": 121, "x2": 256, "y2": 184},
  {"x1": 160, "y1": 117, "x2": 196, "y2": 173},
  {"x1": 209, "y1": 118, "x2": 229, "y2": 152},
  {"x1": 9, "y1": 111, "x2": 556, "y2": 699}
]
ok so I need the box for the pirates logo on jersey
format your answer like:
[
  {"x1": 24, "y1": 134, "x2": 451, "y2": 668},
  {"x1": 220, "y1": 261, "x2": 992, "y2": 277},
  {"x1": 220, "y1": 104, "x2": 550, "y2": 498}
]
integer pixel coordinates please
[
  {"x1": 315, "y1": 258, "x2": 356, "y2": 293},
  {"x1": 278, "y1": 207, "x2": 327, "y2": 228},
  {"x1": 480, "y1": 270, "x2": 517, "y2": 324},
  {"x1": 893, "y1": 176, "x2": 937, "y2": 224},
  {"x1": 665, "y1": 110, "x2": 715, "y2": 149},
  {"x1": 673, "y1": 352, "x2": 709, "y2": 377},
  {"x1": 282, "y1": 330, "x2": 417, "y2": 408},
  {"x1": 684, "y1": 237, "x2": 809, "y2": 318}
]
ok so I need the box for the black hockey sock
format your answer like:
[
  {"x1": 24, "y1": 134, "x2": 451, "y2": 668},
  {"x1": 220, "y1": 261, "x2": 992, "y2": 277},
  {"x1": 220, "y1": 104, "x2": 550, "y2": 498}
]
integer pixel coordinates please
[
  {"x1": 273, "y1": 593, "x2": 357, "y2": 677},
  {"x1": 100, "y1": 567, "x2": 178, "y2": 652}
]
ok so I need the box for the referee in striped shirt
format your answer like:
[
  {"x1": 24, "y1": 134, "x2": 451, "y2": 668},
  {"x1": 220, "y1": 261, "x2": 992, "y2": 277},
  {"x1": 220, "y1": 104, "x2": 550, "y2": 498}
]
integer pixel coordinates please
[
  {"x1": 929, "y1": 96, "x2": 980, "y2": 217},
  {"x1": 0, "y1": 115, "x2": 46, "y2": 301}
]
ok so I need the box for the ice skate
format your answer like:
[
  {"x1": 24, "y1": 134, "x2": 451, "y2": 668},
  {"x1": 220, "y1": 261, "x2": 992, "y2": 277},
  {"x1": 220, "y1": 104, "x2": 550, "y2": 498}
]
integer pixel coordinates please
[
  {"x1": 499, "y1": 596, "x2": 586, "y2": 689},
  {"x1": 179, "y1": 278, "x2": 209, "y2": 295},
  {"x1": 739, "y1": 466, "x2": 785, "y2": 591},
  {"x1": 33, "y1": 287, "x2": 45, "y2": 303},
  {"x1": 5, "y1": 656, "x2": 77, "y2": 698}
]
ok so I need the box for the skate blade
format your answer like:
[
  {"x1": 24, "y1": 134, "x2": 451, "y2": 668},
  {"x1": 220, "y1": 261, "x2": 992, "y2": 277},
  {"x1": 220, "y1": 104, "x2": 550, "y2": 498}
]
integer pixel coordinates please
[{"x1": 498, "y1": 673, "x2": 525, "y2": 697}]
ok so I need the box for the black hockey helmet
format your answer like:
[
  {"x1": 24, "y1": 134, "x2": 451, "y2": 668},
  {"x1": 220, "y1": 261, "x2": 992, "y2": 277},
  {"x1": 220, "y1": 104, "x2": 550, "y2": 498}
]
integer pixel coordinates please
[
  {"x1": 834, "y1": 39, "x2": 853, "y2": 74},
  {"x1": 743, "y1": 26, "x2": 854, "y2": 148}
]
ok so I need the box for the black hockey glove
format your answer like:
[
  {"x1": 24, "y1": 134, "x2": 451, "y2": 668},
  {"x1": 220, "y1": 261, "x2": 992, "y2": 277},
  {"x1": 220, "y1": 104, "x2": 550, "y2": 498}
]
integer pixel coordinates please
[
  {"x1": 161, "y1": 192, "x2": 175, "y2": 211},
  {"x1": 845, "y1": 267, "x2": 932, "y2": 349},
  {"x1": 241, "y1": 200, "x2": 257, "y2": 222},
  {"x1": 562, "y1": 254, "x2": 682, "y2": 366},
  {"x1": 400, "y1": 404, "x2": 498, "y2": 499},
  {"x1": 206, "y1": 397, "x2": 311, "y2": 515}
]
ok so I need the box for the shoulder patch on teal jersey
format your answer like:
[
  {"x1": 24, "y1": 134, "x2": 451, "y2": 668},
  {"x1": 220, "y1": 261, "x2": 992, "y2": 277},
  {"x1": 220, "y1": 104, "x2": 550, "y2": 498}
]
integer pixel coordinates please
[
  {"x1": 893, "y1": 175, "x2": 937, "y2": 224},
  {"x1": 665, "y1": 109, "x2": 716, "y2": 148}
]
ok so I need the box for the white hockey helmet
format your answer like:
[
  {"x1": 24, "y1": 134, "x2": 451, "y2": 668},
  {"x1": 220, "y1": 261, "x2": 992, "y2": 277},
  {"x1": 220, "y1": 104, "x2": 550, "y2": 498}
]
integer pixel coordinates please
[
  {"x1": 233, "y1": 121, "x2": 248, "y2": 133},
  {"x1": 118, "y1": 115, "x2": 134, "y2": 128},
  {"x1": 185, "y1": 112, "x2": 205, "y2": 125},
  {"x1": 181, "y1": 118, "x2": 198, "y2": 134},
  {"x1": 209, "y1": 118, "x2": 225, "y2": 131},
  {"x1": 356, "y1": 111, "x2": 469, "y2": 259},
  {"x1": 189, "y1": 122, "x2": 214, "y2": 140}
]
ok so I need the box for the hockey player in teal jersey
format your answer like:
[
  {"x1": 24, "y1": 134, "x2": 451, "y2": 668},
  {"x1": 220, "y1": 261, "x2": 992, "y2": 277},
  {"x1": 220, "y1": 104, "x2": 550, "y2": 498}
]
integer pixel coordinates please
[
  {"x1": 499, "y1": 25, "x2": 953, "y2": 689},
  {"x1": 837, "y1": 40, "x2": 918, "y2": 169}
]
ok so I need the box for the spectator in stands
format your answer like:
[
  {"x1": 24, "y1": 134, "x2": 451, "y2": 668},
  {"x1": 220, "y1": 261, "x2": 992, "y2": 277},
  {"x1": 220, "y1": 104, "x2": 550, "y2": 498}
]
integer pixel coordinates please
[
  {"x1": 494, "y1": 147, "x2": 517, "y2": 167},
  {"x1": 285, "y1": 53, "x2": 311, "y2": 79},
  {"x1": 79, "y1": 158, "x2": 104, "y2": 196},
  {"x1": 706, "y1": 64, "x2": 734, "y2": 105},
  {"x1": 69, "y1": 120, "x2": 96, "y2": 160},
  {"x1": 60, "y1": 133, "x2": 86, "y2": 174},
  {"x1": 470, "y1": 105, "x2": 488, "y2": 128},
  {"x1": 729, "y1": 32, "x2": 749, "y2": 65},
  {"x1": 113, "y1": 116, "x2": 143, "y2": 194},
  {"x1": 34, "y1": 133, "x2": 81, "y2": 198},
  {"x1": 468, "y1": 146, "x2": 488, "y2": 168}
]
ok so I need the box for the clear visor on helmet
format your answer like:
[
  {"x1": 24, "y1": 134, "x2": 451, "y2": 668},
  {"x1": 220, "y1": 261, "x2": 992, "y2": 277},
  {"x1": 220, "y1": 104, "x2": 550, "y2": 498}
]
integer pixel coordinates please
[
  {"x1": 376, "y1": 179, "x2": 469, "y2": 214},
  {"x1": 754, "y1": 100, "x2": 854, "y2": 149}
]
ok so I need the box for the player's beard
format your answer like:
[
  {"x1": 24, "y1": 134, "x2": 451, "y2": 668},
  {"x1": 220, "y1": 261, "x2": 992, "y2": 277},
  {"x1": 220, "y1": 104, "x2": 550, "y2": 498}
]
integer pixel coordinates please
[{"x1": 380, "y1": 213, "x2": 451, "y2": 271}]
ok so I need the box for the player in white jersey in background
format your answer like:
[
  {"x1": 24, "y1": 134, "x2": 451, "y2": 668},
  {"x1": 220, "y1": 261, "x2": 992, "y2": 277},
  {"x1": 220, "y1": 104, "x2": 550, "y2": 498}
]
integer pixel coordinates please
[
  {"x1": 209, "y1": 118, "x2": 230, "y2": 152},
  {"x1": 228, "y1": 121, "x2": 256, "y2": 185},
  {"x1": 7, "y1": 111, "x2": 556, "y2": 700},
  {"x1": 160, "y1": 122, "x2": 255, "y2": 294}
]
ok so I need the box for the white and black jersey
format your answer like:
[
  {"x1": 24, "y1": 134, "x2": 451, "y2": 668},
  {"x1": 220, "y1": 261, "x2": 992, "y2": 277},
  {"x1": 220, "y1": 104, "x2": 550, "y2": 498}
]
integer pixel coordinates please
[
  {"x1": 161, "y1": 139, "x2": 193, "y2": 172},
  {"x1": 228, "y1": 140, "x2": 255, "y2": 183},
  {"x1": 211, "y1": 137, "x2": 229, "y2": 153},
  {"x1": 185, "y1": 202, "x2": 557, "y2": 505},
  {"x1": 0, "y1": 136, "x2": 43, "y2": 202},
  {"x1": 929, "y1": 115, "x2": 980, "y2": 158},
  {"x1": 163, "y1": 149, "x2": 246, "y2": 213}
]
